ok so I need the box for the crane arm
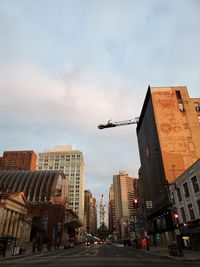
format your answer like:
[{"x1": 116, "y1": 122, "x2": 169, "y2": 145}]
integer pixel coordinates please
[{"x1": 98, "y1": 117, "x2": 139, "y2": 129}]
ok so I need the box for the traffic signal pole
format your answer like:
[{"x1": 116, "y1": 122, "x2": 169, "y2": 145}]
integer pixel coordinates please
[{"x1": 133, "y1": 199, "x2": 149, "y2": 251}]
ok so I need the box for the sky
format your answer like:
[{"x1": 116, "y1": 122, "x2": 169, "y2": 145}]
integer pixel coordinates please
[{"x1": 0, "y1": 0, "x2": 200, "y2": 220}]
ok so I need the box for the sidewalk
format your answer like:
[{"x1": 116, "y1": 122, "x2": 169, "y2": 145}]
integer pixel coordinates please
[
  {"x1": 140, "y1": 246, "x2": 200, "y2": 261},
  {"x1": 0, "y1": 246, "x2": 64, "y2": 261}
]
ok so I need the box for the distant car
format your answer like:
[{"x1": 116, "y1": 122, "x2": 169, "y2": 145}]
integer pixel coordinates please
[{"x1": 64, "y1": 242, "x2": 75, "y2": 249}]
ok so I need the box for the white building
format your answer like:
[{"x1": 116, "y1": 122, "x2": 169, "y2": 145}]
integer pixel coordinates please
[
  {"x1": 170, "y1": 159, "x2": 200, "y2": 250},
  {"x1": 36, "y1": 146, "x2": 85, "y2": 223}
]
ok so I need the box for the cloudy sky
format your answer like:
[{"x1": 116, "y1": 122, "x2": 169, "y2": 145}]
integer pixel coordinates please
[{"x1": 0, "y1": 0, "x2": 200, "y2": 219}]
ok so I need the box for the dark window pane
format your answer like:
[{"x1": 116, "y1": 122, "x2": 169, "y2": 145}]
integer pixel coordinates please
[
  {"x1": 183, "y1": 183, "x2": 190, "y2": 198},
  {"x1": 180, "y1": 207, "x2": 186, "y2": 221},
  {"x1": 177, "y1": 187, "x2": 182, "y2": 201},
  {"x1": 176, "y1": 91, "x2": 181, "y2": 99},
  {"x1": 188, "y1": 203, "x2": 195, "y2": 220},
  {"x1": 191, "y1": 176, "x2": 199, "y2": 193}
]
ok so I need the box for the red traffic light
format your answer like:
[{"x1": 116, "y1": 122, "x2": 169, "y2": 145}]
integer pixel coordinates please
[
  {"x1": 133, "y1": 199, "x2": 139, "y2": 208},
  {"x1": 174, "y1": 213, "x2": 179, "y2": 219}
]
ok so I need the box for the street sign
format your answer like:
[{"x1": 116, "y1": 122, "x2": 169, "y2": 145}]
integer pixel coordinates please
[{"x1": 146, "y1": 200, "x2": 153, "y2": 209}]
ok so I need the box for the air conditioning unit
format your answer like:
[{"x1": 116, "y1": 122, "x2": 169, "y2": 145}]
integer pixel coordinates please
[{"x1": 178, "y1": 103, "x2": 184, "y2": 112}]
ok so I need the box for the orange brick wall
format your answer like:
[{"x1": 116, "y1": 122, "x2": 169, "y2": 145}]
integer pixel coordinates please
[{"x1": 151, "y1": 87, "x2": 200, "y2": 183}]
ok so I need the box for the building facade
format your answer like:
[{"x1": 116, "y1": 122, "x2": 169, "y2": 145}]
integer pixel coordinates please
[
  {"x1": 90, "y1": 197, "x2": 97, "y2": 236},
  {"x1": 170, "y1": 159, "x2": 200, "y2": 249},
  {"x1": 0, "y1": 170, "x2": 82, "y2": 251},
  {"x1": 112, "y1": 170, "x2": 136, "y2": 241},
  {"x1": 0, "y1": 151, "x2": 37, "y2": 171},
  {"x1": 109, "y1": 184, "x2": 116, "y2": 233},
  {"x1": 84, "y1": 190, "x2": 97, "y2": 235},
  {"x1": 136, "y1": 86, "x2": 200, "y2": 246},
  {"x1": 0, "y1": 192, "x2": 31, "y2": 256},
  {"x1": 36, "y1": 146, "x2": 85, "y2": 223}
]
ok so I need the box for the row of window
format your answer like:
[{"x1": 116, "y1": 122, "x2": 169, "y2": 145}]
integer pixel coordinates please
[
  {"x1": 176, "y1": 91, "x2": 200, "y2": 117},
  {"x1": 39, "y1": 154, "x2": 81, "y2": 160},
  {"x1": 176, "y1": 176, "x2": 199, "y2": 202},
  {"x1": 180, "y1": 199, "x2": 200, "y2": 222}
]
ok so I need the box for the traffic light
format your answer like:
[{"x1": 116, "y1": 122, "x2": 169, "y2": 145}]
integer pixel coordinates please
[
  {"x1": 133, "y1": 199, "x2": 139, "y2": 209},
  {"x1": 174, "y1": 213, "x2": 179, "y2": 219},
  {"x1": 173, "y1": 212, "x2": 179, "y2": 228}
]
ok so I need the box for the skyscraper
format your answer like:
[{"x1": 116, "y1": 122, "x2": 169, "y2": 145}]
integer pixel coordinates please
[
  {"x1": 109, "y1": 184, "x2": 116, "y2": 233},
  {"x1": 112, "y1": 170, "x2": 136, "y2": 240},
  {"x1": 37, "y1": 146, "x2": 85, "y2": 222},
  {"x1": 0, "y1": 150, "x2": 37, "y2": 171},
  {"x1": 84, "y1": 190, "x2": 97, "y2": 235}
]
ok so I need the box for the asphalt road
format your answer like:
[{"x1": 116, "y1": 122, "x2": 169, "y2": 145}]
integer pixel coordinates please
[{"x1": 0, "y1": 244, "x2": 199, "y2": 267}]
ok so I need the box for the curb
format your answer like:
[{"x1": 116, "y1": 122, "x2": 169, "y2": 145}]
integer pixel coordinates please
[{"x1": 139, "y1": 248, "x2": 200, "y2": 262}]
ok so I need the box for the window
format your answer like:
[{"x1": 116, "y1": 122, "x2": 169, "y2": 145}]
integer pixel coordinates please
[
  {"x1": 183, "y1": 183, "x2": 190, "y2": 198},
  {"x1": 171, "y1": 193, "x2": 175, "y2": 205},
  {"x1": 180, "y1": 207, "x2": 186, "y2": 222},
  {"x1": 197, "y1": 199, "x2": 200, "y2": 217},
  {"x1": 188, "y1": 203, "x2": 195, "y2": 220},
  {"x1": 194, "y1": 102, "x2": 200, "y2": 111},
  {"x1": 191, "y1": 176, "x2": 199, "y2": 193},
  {"x1": 176, "y1": 91, "x2": 181, "y2": 99},
  {"x1": 178, "y1": 103, "x2": 184, "y2": 112},
  {"x1": 177, "y1": 187, "x2": 182, "y2": 202}
]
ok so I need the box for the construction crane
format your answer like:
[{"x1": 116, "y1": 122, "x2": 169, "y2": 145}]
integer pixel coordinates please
[{"x1": 98, "y1": 117, "x2": 139, "y2": 129}]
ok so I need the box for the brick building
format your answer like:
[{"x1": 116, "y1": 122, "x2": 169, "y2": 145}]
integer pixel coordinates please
[
  {"x1": 0, "y1": 150, "x2": 37, "y2": 171},
  {"x1": 137, "y1": 85, "x2": 200, "y2": 247}
]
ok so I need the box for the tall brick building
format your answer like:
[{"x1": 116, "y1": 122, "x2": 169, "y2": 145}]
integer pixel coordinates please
[
  {"x1": 0, "y1": 150, "x2": 37, "y2": 171},
  {"x1": 137, "y1": 85, "x2": 200, "y2": 246}
]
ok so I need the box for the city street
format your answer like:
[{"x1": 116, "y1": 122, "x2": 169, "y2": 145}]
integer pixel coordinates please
[{"x1": 0, "y1": 244, "x2": 199, "y2": 267}]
